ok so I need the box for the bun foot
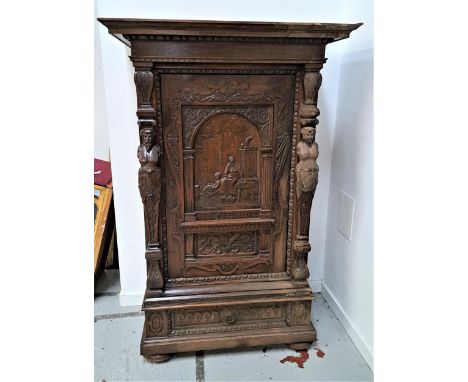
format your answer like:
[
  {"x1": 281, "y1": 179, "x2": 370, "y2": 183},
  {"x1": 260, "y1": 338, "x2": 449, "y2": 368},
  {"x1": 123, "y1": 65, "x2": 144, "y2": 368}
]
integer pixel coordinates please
[
  {"x1": 143, "y1": 354, "x2": 171, "y2": 363},
  {"x1": 287, "y1": 342, "x2": 313, "y2": 351}
]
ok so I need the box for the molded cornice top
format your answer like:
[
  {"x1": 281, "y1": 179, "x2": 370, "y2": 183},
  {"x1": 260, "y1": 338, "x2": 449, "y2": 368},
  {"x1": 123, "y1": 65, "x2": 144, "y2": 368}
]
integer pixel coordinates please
[{"x1": 98, "y1": 18, "x2": 362, "y2": 46}]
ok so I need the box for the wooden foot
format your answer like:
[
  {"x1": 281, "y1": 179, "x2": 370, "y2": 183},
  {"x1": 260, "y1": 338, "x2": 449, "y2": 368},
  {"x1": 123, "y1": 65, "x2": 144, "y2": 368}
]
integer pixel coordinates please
[
  {"x1": 287, "y1": 342, "x2": 313, "y2": 351},
  {"x1": 143, "y1": 354, "x2": 171, "y2": 363}
]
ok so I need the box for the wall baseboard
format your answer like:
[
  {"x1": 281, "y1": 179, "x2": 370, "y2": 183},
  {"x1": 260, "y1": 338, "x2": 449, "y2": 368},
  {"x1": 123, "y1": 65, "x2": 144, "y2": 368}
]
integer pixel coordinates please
[
  {"x1": 321, "y1": 282, "x2": 373, "y2": 370},
  {"x1": 119, "y1": 291, "x2": 144, "y2": 307}
]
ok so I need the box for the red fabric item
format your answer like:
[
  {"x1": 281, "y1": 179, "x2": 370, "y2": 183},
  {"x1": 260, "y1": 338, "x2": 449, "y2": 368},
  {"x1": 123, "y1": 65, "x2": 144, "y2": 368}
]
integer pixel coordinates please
[{"x1": 94, "y1": 158, "x2": 112, "y2": 187}]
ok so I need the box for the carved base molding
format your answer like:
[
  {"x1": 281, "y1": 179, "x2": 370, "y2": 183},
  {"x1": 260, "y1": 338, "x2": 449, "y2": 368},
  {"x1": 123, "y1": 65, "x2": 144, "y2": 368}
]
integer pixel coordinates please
[
  {"x1": 141, "y1": 321, "x2": 317, "y2": 357},
  {"x1": 140, "y1": 283, "x2": 316, "y2": 357}
]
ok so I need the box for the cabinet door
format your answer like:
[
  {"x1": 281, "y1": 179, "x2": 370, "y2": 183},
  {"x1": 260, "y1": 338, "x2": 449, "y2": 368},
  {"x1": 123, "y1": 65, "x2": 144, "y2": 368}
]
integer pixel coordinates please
[{"x1": 161, "y1": 74, "x2": 295, "y2": 279}]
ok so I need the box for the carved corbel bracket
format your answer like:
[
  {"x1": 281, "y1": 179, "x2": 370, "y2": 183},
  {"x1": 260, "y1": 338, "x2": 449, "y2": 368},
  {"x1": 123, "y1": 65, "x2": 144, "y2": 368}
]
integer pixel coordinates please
[
  {"x1": 299, "y1": 71, "x2": 322, "y2": 125},
  {"x1": 134, "y1": 64, "x2": 156, "y2": 119},
  {"x1": 146, "y1": 249, "x2": 164, "y2": 290},
  {"x1": 292, "y1": 68, "x2": 322, "y2": 281},
  {"x1": 138, "y1": 118, "x2": 156, "y2": 129}
]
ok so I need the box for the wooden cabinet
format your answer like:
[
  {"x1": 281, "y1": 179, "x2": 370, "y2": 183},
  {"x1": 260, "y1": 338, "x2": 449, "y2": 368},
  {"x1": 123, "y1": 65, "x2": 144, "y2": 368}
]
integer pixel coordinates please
[{"x1": 99, "y1": 18, "x2": 361, "y2": 362}]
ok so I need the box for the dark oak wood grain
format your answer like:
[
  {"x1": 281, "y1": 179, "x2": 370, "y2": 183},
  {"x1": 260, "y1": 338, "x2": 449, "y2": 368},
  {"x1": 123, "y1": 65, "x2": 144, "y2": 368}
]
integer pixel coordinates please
[{"x1": 98, "y1": 18, "x2": 362, "y2": 362}]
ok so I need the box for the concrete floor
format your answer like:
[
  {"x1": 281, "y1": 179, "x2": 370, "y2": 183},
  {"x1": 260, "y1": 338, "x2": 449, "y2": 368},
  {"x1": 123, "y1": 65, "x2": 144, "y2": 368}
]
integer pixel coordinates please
[{"x1": 95, "y1": 270, "x2": 373, "y2": 381}]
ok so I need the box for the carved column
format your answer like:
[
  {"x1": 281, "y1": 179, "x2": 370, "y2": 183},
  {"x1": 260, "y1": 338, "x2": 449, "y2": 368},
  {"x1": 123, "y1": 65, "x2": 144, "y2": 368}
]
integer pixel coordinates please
[
  {"x1": 292, "y1": 66, "x2": 322, "y2": 281},
  {"x1": 260, "y1": 147, "x2": 273, "y2": 213},
  {"x1": 134, "y1": 63, "x2": 164, "y2": 291}
]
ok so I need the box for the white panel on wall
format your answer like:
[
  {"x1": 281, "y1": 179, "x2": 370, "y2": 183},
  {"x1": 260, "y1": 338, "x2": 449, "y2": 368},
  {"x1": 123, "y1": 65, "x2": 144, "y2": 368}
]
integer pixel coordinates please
[{"x1": 337, "y1": 190, "x2": 355, "y2": 241}]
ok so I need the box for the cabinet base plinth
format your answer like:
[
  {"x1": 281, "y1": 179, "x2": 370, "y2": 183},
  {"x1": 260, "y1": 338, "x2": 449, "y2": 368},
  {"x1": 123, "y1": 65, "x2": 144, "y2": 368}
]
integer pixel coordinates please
[
  {"x1": 140, "y1": 284, "x2": 317, "y2": 361},
  {"x1": 141, "y1": 325, "x2": 317, "y2": 359}
]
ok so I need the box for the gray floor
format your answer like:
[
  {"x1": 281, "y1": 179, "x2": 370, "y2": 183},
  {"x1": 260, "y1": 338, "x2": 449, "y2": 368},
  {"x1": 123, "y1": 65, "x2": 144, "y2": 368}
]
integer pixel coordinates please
[{"x1": 95, "y1": 270, "x2": 373, "y2": 382}]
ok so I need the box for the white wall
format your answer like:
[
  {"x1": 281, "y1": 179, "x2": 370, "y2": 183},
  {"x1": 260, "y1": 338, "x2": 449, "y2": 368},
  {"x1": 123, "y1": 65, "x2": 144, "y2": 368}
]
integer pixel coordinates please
[
  {"x1": 322, "y1": 0, "x2": 374, "y2": 369},
  {"x1": 95, "y1": 3, "x2": 373, "y2": 366},
  {"x1": 94, "y1": 1, "x2": 110, "y2": 161},
  {"x1": 96, "y1": 7, "x2": 147, "y2": 305}
]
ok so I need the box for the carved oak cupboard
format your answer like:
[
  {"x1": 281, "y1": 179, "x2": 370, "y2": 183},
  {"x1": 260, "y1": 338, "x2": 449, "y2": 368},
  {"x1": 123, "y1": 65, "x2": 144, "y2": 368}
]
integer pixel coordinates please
[{"x1": 99, "y1": 18, "x2": 361, "y2": 362}]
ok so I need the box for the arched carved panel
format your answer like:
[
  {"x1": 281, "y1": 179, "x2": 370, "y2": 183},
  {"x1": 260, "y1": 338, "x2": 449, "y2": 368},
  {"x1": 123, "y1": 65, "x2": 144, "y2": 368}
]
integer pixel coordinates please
[
  {"x1": 182, "y1": 106, "x2": 272, "y2": 148},
  {"x1": 192, "y1": 113, "x2": 262, "y2": 210}
]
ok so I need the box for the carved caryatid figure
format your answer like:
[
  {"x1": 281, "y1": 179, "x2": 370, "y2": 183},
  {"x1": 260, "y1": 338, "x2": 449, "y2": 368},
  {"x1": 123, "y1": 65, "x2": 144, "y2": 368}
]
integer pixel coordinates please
[
  {"x1": 292, "y1": 125, "x2": 319, "y2": 281},
  {"x1": 293, "y1": 69, "x2": 322, "y2": 281},
  {"x1": 295, "y1": 126, "x2": 319, "y2": 238},
  {"x1": 138, "y1": 126, "x2": 161, "y2": 244}
]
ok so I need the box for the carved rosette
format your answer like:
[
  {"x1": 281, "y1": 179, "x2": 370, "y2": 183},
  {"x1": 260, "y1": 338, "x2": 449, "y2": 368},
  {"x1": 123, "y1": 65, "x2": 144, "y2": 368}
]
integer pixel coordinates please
[
  {"x1": 146, "y1": 311, "x2": 168, "y2": 338},
  {"x1": 287, "y1": 301, "x2": 312, "y2": 326},
  {"x1": 221, "y1": 309, "x2": 238, "y2": 325},
  {"x1": 134, "y1": 65, "x2": 164, "y2": 291},
  {"x1": 292, "y1": 69, "x2": 322, "y2": 281}
]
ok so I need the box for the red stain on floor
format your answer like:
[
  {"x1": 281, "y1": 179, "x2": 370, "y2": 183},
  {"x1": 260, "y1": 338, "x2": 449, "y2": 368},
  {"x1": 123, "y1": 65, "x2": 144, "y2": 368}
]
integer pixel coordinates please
[
  {"x1": 314, "y1": 347, "x2": 326, "y2": 358},
  {"x1": 280, "y1": 350, "x2": 310, "y2": 368}
]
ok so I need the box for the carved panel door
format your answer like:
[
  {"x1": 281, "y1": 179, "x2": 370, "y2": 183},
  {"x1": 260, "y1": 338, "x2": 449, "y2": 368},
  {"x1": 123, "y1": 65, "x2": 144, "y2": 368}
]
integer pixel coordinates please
[{"x1": 161, "y1": 74, "x2": 296, "y2": 280}]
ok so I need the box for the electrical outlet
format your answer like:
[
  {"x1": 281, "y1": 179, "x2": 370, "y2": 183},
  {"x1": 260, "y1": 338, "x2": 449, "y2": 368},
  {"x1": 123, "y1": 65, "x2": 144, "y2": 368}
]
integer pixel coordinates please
[{"x1": 337, "y1": 191, "x2": 355, "y2": 241}]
